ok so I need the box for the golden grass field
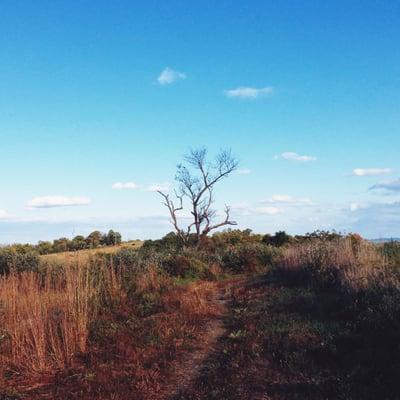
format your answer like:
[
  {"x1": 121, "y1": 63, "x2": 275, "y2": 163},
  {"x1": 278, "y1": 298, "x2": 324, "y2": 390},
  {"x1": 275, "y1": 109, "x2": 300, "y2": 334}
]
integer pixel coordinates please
[{"x1": 40, "y1": 240, "x2": 143, "y2": 263}]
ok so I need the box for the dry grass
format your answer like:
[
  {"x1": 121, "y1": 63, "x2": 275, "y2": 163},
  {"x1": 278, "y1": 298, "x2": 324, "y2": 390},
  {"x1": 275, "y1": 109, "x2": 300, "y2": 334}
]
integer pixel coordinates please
[
  {"x1": 0, "y1": 263, "x2": 123, "y2": 375},
  {"x1": 278, "y1": 237, "x2": 399, "y2": 291},
  {"x1": 0, "y1": 254, "x2": 224, "y2": 399},
  {"x1": 40, "y1": 240, "x2": 142, "y2": 264},
  {"x1": 162, "y1": 281, "x2": 218, "y2": 318}
]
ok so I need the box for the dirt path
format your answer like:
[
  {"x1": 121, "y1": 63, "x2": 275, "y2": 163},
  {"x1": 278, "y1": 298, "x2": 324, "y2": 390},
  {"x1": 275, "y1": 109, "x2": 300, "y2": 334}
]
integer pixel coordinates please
[{"x1": 158, "y1": 282, "x2": 232, "y2": 400}]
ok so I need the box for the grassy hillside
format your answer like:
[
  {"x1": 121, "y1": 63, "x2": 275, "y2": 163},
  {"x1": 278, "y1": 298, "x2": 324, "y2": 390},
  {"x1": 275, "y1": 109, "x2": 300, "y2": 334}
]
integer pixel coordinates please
[{"x1": 40, "y1": 240, "x2": 143, "y2": 263}]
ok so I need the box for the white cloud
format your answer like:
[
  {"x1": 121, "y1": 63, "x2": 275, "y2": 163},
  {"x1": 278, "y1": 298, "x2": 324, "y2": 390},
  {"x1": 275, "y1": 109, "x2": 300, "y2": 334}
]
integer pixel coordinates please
[
  {"x1": 112, "y1": 182, "x2": 139, "y2": 190},
  {"x1": 237, "y1": 168, "x2": 252, "y2": 175},
  {"x1": 253, "y1": 206, "x2": 282, "y2": 215},
  {"x1": 145, "y1": 182, "x2": 172, "y2": 192},
  {"x1": 224, "y1": 86, "x2": 273, "y2": 99},
  {"x1": 349, "y1": 202, "x2": 365, "y2": 212},
  {"x1": 26, "y1": 196, "x2": 91, "y2": 209},
  {"x1": 353, "y1": 168, "x2": 392, "y2": 177},
  {"x1": 157, "y1": 67, "x2": 186, "y2": 85},
  {"x1": 265, "y1": 195, "x2": 313, "y2": 205},
  {"x1": 370, "y1": 179, "x2": 400, "y2": 192},
  {"x1": 231, "y1": 202, "x2": 283, "y2": 216},
  {"x1": 0, "y1": 210, "x2": 9, "y2": 219},
  {"x1": 276, "y1": 152, "x2": 316, "y2": 162}
]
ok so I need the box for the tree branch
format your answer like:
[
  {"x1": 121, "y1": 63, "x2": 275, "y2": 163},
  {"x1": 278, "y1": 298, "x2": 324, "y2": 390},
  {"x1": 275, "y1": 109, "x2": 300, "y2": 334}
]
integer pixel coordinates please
[{"x1": 201, "y1": 205, "x2": 237, "y2": 236}]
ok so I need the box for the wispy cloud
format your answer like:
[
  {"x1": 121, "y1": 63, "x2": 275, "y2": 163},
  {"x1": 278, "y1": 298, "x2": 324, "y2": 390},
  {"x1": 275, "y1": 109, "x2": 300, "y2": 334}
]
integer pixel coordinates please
[
  {"x1": 0, "y1": 210, "x2": 9, "y2": 219},
  {"x1": 349, "y1": 202, "x2": 369, "y2": 212},
  {"x1": 370, "y1": 178, "x2": 400, "y2": 192},
  {"x1": 224, "y1": 86, "x2": 273, "y2": 99},
  {"x1": 276, "y1": 152, "x2": 316, "y2": 162},
  {"x1": 253, "y1": 206, "x2": 283, "y2": 215},
  {"x1": 237, "y1": 168, "x2": 252, "y2": 175},
  {"x1": 353, "y1": 168, "x2": 392, "y2": 177},
  {"x1": 145, "y1": 182, "x2": 172, "y2": 192},
  {"x1": 26, "y1": 196, "x2": 91, "y2": 209},
  {"x1": 264, "y1": 195, "x2": 313, "y2": 205},
  {"x1": 112, "y1": 182, "x2": 139, "y2": 190},
  {"x1": 157, "y1": 67, "x2": 186, "y2": 85},
  {"x1": 231, "y1": 203, "x2": 283, "y2": 216}
]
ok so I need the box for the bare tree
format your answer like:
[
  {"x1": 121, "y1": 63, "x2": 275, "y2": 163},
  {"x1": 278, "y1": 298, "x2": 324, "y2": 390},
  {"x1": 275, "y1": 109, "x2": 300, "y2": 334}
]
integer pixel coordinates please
[{"x1": 158, "y1": 148, "x2": 239, "y2": 243}]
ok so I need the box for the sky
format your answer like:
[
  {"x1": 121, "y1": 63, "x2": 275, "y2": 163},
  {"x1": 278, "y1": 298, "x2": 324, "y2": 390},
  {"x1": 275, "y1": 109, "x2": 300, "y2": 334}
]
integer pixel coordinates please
[{"x1": 1, "y1": 0, "x2": 400, "y2": 243}]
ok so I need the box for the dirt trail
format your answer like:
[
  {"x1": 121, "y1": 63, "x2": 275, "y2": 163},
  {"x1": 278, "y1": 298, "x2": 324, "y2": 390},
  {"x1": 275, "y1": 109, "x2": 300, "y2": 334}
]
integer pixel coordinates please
[{"x1": 159, "y1": 283, "x2": 232, "y2": 400}]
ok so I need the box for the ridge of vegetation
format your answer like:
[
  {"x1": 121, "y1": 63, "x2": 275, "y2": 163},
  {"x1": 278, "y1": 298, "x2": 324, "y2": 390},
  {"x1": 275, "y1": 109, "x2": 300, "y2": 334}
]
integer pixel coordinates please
[{"x1": 1, "y1": 229, "x2": 400, "y2": 399}]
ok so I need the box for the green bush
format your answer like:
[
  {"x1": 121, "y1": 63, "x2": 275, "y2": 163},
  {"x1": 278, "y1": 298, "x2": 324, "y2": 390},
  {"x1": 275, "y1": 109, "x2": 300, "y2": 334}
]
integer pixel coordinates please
[
  {"x1": 162, "y1": 254, "x2": 207, "y2": 279},
  {"x1": 0, "y1": 247, "x2": 40, "y2": 275},
  {"x1": 262, "y1": 231, "x2": 292, "y2": 247},
  {"x1": 382, "y1": 241, "x2": 400, "y2": 269},
  {"x1": 112, "y1": 247, "x2": 139, "y2": 269},
  {"x1": 141, "y1": 232, "x2": 183, "y2": 253},
  {"x1": 220, "y1": 243, "x2": 279, "y2": 273}
]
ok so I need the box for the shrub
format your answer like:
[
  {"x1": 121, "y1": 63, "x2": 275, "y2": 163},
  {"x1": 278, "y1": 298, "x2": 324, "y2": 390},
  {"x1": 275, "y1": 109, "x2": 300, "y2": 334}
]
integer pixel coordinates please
[
  {"x1": 163, "y1": 254, "x2": 207, "y2": 279},
  {"x1": 220, "y1": 243, "x2": 279, "y2": 273},
  {"x1": 112, "y1": 247, "x2": 139, "y2": 269},
  {"x1": 382, "y1": 241, "x2": 400, "y2": 269},
  {"x1": 262, "y1": 231, "x2": 292, "y2": 247},
  {"x1": 212, "y1": 229, "x2": 261, "y2": 248},
  {"x1": 141, "y1": 232, "x2": 183, "y2": 253},
  {"x1": 0, "y1": 247, "x2": 40, "y2": 275}
]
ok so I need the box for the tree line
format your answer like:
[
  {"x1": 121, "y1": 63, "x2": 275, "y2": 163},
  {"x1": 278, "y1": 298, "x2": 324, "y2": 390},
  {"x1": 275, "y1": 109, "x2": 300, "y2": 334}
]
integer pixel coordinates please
[{"x1": 3, "y1": 229, "x2": 123, "y2": 255}]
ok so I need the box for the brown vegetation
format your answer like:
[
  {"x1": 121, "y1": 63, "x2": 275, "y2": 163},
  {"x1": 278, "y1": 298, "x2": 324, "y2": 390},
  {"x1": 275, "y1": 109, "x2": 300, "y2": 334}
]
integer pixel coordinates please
[{"x1": 1, "y1": 231, "x2": 399, "y2": 399}]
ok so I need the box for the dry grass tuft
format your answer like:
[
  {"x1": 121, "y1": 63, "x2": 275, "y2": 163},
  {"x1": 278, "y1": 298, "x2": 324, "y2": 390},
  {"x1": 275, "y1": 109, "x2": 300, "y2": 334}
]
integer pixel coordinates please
[
  {"x1": 0, "y1": 263, "x2": 123, "y2": 374},
  {"x1": 278, "y1": 237, "x2": 399, "y2": 291}
]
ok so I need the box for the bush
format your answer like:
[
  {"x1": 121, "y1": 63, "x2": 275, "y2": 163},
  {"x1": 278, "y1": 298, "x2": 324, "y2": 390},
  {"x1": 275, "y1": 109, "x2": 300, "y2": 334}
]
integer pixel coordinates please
[
  {"x1": 162, "y1": 254, "x2": 207, "y2": 279},
  {"x1": 212, "y1": 229, "x2": 261, "y2": 248},
  {"x1": 262, "y1": 231, "x2": 292, "y2": 247},
  {"x1": 112, "y1": 247, "x2": 139, "y2": 269},
  {"x1": 141, "y1": 232, "x2": 183, "y2": 253},
  {"x1": 382, "y1": 241, "x2": 400, "y2": 269},
  {"x1": 0, "y1": 247, "x2": 40, "y2": 275},
  {"x1": 220, "y1": 243, "x2": 279, "y2": 274}
]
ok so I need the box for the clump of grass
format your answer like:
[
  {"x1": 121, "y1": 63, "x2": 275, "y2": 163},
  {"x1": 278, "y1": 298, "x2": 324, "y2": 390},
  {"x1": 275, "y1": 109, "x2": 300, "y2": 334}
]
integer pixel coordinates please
[
  {"x1": 276, "y1": 236, "x2": 396, "y2": 291},
  {"x1": 0, "y1": 261, "x2": 123, "y2": 374}
]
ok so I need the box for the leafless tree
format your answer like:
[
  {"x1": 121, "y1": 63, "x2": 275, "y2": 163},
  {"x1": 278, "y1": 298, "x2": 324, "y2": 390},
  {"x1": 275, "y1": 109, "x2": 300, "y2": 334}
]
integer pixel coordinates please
[{"x1": 158, "y1": 148, "x2": 239, "y2": 243}]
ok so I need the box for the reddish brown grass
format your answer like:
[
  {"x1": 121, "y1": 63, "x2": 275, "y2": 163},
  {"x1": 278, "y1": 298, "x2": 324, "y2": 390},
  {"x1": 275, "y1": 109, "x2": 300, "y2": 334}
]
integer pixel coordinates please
[
  {"x1": 0, "y1": 263, "x2": 123, "y2": 376},
  {"x1": 278, "y1": 237, "x2": 398, "y2": 291}
]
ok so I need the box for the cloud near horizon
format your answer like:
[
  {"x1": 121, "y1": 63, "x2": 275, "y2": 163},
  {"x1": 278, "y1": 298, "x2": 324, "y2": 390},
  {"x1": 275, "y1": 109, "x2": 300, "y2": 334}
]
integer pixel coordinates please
[
  {"x1": 0, "y1": 210, "x2": 9, "y2": 219},
  {"x1": 224, "y1": 86, "x2": 273, "y2": 99},
  {"x1": 145, "y1": 182, "x2": 172, "y2": 192},
  {"x1": 112, "y1": 182, "x2": 139, "y2": 190},
  {"x1": 231, "y1": 202, "x2": 283, "y2": 216},
  {"x1": 26, "y1": 196, "x2": 91, "y2": 209},
  {"x1": 264, "y1": 195, "x2": 313, "y2": 205},
  {"x1": 253, "y1": 206, "x2": 282, "y2": 215},
  {"x1": 157, "y1": 67, "x2": 186, "y2": 85},
  {"x1": 353, "y1": 168, "x2": 392, "y2": 177},
  {"x1": 276, "y1": 152, "x2": 317, "y2": 162}
]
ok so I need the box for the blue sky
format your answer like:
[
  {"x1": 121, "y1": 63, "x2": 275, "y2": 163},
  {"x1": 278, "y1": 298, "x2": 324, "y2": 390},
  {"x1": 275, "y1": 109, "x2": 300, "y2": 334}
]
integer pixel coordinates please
[{"x1": 1, "y1": 1, "x2": 399, "y2": 243}]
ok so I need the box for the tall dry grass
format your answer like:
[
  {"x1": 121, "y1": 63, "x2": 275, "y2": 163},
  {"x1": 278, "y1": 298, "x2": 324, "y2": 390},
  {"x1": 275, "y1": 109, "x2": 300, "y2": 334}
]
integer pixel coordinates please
[
  {"x1": 278, "y1": 237, "x2": 400, "y2": 291},
  {"x1": 0, "y1": 262, "x2": 123, "y2": 374}
]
